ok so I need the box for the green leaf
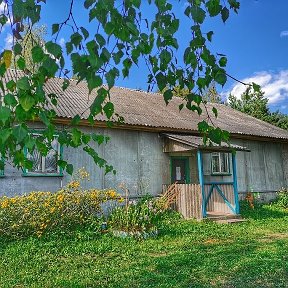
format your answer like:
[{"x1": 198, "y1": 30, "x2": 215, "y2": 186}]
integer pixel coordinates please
[
  {"x1": 215, "y1": 70, "x2": 227, "y2": 86},
  {"x1": 16, "y1": 77, "x2": 30, "y2": 90},
  {"x1": 219, "y1": 56, "x2": 227, "y2": 67},
  {"x1": 66, "y1": 42, "x2": 73, "y2": 54},
  {"x1": 13, "y1": 125, "x2": 28, "y2": 142},
  {"x1": 132, "y1": 0, "x2": 141, "y2": 8},
  {"x1": 14, "y1": 43, "x2": 22, "y2": 55},
  {"x1": 25, "y1": 135, "x2": 36, "y2": 150},
  {"x1": 126, "y1": 22, "x2": 138, "y2": 36},
  {"x1": 190, "y1": 6, "x2": 206, "y2": 24},
  {"x1": 91, "y1": 133, "x2": 105, "y2": 145},
  {"x1": 4, "y1": 93, "x2": 17, "y2": 106},
  {"x1": 71, "y1": 115, "x2": 81, "y2": 125},
  {"x1": 103, "y1": 102, "x2": 114, "y2": 119},
  {"x1": 221, "y1": 7, "x2": 229, "y2": 23},
  {"x1": 6, "y1": 80, "x2": 16, "y2": 91},
  {"x1": 80, "y1": 27, "x2": 89, "y2": 39},
  {"x1": 45, "y1": 41, "x2": 62, "y2": 58},
  {"x1": 212, "y1": 107, "x2": 218, "y2": 118},
  {"x1": 0, "y1": 14, "x2": 8, "y2": 26},
  {"x1": 42, "y1": 57, "x2": 58, "y2": 76},
  {"x1": 71, "y1": 128, "x2": 82, "y2": 146},
  {"x1": 163, "y1": 89, "x2": 173, "y2": 104},
  {"x1": 155, "y1": 72, "x2": 167, "y2": 91},
  {"x1": 17, "y1": 57, "x2": 26, "y2": 70},
  {"x1": 252, "y1": 82, "x2": 261, "y2": 92},
  {"x1": 39, "y1": 111, "x2": 50, "y2": 126},
  {"x1": 209, "y1": 127, "x2": 222, "y2": 144},
  {"x1": 0, "y1": 106, "x2": 11, "y2": 123},
  {"x1": 32, "y1": 46, "x2": 44, "y2": 63},
  {"x1": 87, "y1": 73, "x2": 102, "y2": 93},
  {"x1": 0, "y1": 128, "x2": 11, "y2": 144},
  {"x1": 90, "y1": 88, "x2": 108, "y2": 115},
  {"x1": 66, "y1": 163, "x2": 74, "y2": 175},
  {"x1": 95, "y1": 34, "x2": 106, "y2": 47},
  {"x1": 206, "y1": 0, "x2": 222, "y2": 17},
  {"x1": 81, "y1": 134, "x2": 91, "y2": 145},
  {"x1": 104, "y1": 22, "x2": 115, "y2": 35},
  {"x1": 52, "y1": 23, "x2": 59, "y2": 35},
  {"x1": 19, "y1": 94, "x2": 36, "y2": 111},
  {"x1": 71, "y1": 32, "x2": 83, "y2": 47},
  {"x1": 198, "y1": 120, "x2": 209, "y2": 132},
  {"x1": 207, "y1": 31, "x2": 214, "y2": 42},
  {"x1": 57, "y1": 160, "x2": 67, "y2": 170},
  {"x1": 84, "y1": 0, "x2": 95, "y2": 9}
]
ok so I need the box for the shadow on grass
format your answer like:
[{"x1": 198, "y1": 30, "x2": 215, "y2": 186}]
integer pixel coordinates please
[
  {"x1": 133, "y1": 237, "x2": 288, "y2": 288},
  {"x1": 240, "y1": 202, "x2": 288, "y2": 220}
]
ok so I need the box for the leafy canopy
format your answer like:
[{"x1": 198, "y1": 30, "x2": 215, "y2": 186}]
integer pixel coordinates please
[
  {"x1": 0, "y1": 0, "x2": 247, "y2": 173},
  {"x1": 229, "y1": 87, "x2": 288, "y2": 130}
]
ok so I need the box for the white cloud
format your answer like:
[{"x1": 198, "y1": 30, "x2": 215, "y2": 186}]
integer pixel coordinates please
[
  {"x1": 225, "y1": 70, "x2": 288, "y2": 105},
  {"x1": 58, "y1": 37, "x2": 65, "y2": 49},
  {"x1": 0, "y1": 2, "x2": 12, "y2": 32},
  {"x1": 0, "y1": 2, "x2": 7, "y2": 14},
  {"x1": 4, "y1": 33, "x2": 13, "y2": 49},
  {"x1": 280, "y1": 30, "x2": 288, "y2": 37}
]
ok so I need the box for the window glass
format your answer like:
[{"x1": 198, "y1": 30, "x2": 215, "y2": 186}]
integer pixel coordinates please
[
  {"x1": 211, "y1": 154, "x2": 220, "y2": 173},
  {"x1": 211, "y1": 152, "x2": 229, "y2": 174},
  {"x1": 26, "y1": 136, "x2": 61, "y2": 175}
]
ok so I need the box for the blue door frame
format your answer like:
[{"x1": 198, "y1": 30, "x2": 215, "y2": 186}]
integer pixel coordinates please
[{"x1": 197, "y1": 150, "x2": 240, "y2": 217}]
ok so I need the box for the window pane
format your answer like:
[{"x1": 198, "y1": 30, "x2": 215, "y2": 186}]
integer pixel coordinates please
[
  {"x1": 27, "y1": 149, "x2": 42, "y2": 173},
  {"x1": 44, "y1": 139, "x2": 58, "y2": 173},
  {"x1": 220, "y1": 153, "x2": 229, "y2": 173},
  {"x1": 212, "y1": 155, "x2": 220, "y2": 173}
]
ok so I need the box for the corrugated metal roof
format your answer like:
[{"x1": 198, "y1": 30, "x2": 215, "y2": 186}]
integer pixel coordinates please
[
  {"x1": 162, "y1": 133, "x2": 250, "y2": 152},
  {"x1": 3, "y1": 69, "x2": 288, "y2": 140}
]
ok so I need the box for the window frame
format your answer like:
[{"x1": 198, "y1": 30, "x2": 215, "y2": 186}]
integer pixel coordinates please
[
  {"x1": 210, "y1": 152, "x2": 231, "y2": 175},
  {"x1": 0, "y1": 157, "x2": 4, "y2": 177},
  {"x1": 22, "y1": 133, "x2": 63, "y2": 177}
]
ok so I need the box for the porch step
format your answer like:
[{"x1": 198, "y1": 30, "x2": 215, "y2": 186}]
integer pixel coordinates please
[
  {"x1": 214, "y1": 218, "x2": 246, "y2": 224},
  {"x1": 206, "y1": 212, "x2": 245, "y2": 224}
]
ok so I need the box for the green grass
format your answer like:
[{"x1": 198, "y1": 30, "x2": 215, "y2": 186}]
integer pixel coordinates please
[{"x1": 1, "y1": 204, "x2": 288, "y2": 288}]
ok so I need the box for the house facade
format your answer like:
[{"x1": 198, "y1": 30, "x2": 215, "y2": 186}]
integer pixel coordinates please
[{"x1": 1, "y1": 70, "x2": 288, "y2": 216}]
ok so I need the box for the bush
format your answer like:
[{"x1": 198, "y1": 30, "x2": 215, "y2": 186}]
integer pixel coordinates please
[
  {"x1": 274, "y1": 187, "x2": 288, "y2": 209},
  {"x1": 109, "y1": 195, "x2": 173, "y2": 236},
  {"x1": 0, "y1": 169, "x2": 123, "y2": 240}
]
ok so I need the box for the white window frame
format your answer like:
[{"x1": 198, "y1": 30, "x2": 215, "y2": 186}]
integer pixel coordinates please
[{"x1": 211, "y1": 152, "x2": 230, "y2": 175}]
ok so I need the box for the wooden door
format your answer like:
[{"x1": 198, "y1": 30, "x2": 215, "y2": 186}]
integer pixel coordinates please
[{"x1": 171, "y1": 158, "x2": 189, "y2": 184}]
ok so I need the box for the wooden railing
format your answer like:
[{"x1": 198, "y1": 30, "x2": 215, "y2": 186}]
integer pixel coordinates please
[
  {"x1": 203, "y1": 183, "x2": 236, "y2": 214},
  {"x1": 162, "y1": 183, "x2": 203, "y2": 219}
]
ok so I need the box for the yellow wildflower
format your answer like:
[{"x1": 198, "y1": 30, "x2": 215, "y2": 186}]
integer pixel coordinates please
[{"x1": 1, "y1": 200, "x2": 9, "y2": 209}]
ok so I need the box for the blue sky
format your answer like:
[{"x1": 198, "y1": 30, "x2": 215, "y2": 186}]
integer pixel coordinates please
[{"x1": 1, "y1": 0, "x2": 288, "y2": 113}]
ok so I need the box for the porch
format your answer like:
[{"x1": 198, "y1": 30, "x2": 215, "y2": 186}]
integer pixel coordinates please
[{"x1": 161, "y1": 133, "x2": 250, "y2": 220}]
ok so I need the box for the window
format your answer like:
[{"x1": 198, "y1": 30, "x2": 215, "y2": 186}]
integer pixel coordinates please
[
  {"x1": 24, "y1": 135, "x2": 62, "y2": 176},
  {"x1": 211, "y1": 152, "x2": 230, "y2": 174}
]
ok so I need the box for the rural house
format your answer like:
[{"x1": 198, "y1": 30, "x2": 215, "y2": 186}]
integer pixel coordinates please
[{"x1": 1, "y1": 69, "x2": 288, "y2": 218}]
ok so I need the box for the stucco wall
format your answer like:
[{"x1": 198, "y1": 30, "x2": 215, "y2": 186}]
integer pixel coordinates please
[
  {"x1": 1, "y1": 126, "x2": 288, "y2": 200},
  {"x1": 0, "y1": 127, "x2": 170, "y2": 197},
  {"x1": 232, "y1": 139, "x2": 286, "y2": 195}
]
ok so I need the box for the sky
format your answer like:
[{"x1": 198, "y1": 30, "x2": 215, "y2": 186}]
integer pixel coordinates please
[{"x1": 1, "y1": 0, "x2": 288, "y2": 113}]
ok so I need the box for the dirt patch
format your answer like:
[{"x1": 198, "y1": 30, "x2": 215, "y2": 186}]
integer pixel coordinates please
[
  {"x1": 202, "y1": 238, "x2": 234, "y2": 245},
  {"x1": 259, "y1": 232, "x2": 288, "y2": 242}
]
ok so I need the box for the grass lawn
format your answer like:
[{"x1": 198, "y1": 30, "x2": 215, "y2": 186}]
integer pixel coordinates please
[{"x1": 1, "y1": 204, "x2": 288, "y2": 288}]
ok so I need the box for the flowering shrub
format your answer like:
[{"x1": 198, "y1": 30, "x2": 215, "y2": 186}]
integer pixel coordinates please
[
  {"x1": 274, "y1": 187, "x2": 288, "y2": 209},
  {"x1": 109, "y1": 195, "x2": 167, "y2": 235},
  {"x1": 0, "y1": 169, "x2": 123, "y2": 240}
]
